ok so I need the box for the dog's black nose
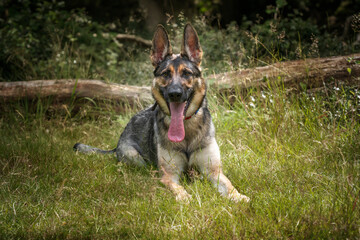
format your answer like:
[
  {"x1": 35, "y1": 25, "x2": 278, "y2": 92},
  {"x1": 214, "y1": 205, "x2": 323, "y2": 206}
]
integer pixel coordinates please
[{"x1": 168, "y1": 87, "x2": 183, "y2": 102}]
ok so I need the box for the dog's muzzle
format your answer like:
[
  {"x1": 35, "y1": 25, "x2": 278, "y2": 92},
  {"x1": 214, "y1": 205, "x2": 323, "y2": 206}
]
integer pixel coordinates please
[{"x1": 166, "y1": 84, "x2": 187, "y2": 103}]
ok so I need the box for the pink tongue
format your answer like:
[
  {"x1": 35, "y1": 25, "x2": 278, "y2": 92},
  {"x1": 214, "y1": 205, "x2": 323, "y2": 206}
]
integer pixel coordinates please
[{"x1": 168, "y1": 102, "x2": 186, "y2": 142}]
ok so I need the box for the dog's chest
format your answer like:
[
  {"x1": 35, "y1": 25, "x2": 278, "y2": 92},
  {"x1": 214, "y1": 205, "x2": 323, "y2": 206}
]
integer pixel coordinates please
[{"x1": 157, "y1": 109, "x2": 213, "y2": 154}]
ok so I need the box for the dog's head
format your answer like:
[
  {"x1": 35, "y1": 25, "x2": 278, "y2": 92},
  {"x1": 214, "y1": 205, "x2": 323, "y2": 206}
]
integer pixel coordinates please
[{"x1": 150, "y1": 24, "x2": 206, "y2": 143}]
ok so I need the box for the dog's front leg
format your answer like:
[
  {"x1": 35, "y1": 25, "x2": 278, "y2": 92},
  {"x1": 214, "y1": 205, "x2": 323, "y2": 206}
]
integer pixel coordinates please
[
  {"x1": 209, "y1": 170, "x2": 250, "y2": 203},
  {"x1": 158, "y1": 145, "x2": 191, "y2": 202},
  {"x1": 190, "y1": 139, "x2": 250, "y2": 203}
]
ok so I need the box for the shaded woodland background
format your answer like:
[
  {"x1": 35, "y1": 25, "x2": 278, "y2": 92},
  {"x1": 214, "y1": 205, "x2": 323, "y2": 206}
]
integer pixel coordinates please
[
  {"x1": 1, "y1": 0, "x2": 360, "y2": 84},
  {"x1": 62, "y1": 0, "x2": 360, "y2": 33}
]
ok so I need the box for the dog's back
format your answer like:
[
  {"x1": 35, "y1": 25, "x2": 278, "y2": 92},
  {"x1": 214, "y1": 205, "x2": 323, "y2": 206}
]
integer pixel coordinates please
[{"x1": 115, "y1": 105, "x2": 157, "y2": 165}]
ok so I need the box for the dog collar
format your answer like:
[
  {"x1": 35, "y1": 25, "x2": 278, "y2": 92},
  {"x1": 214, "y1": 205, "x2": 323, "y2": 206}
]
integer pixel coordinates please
[{"x1": 184, "y1": 108, "x2": 200, "y2": 120}]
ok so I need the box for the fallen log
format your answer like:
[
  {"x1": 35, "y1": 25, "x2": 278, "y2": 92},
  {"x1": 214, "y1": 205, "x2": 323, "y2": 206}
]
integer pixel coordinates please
[
  {"x1": 0, "y1": 54, "x2": 359, "y2": 106},
  {"x1": 0, "y1": 79, "x2": 152, "y2": 104},
  {"x1": 208, "y1": 54, "x2": 360, "y2": 90}
]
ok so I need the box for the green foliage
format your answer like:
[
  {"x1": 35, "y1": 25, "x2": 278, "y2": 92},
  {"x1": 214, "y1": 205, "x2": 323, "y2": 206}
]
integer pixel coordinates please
[
  {"x1": 196, "y1": 0, "x2": 221, "y2": 16},
  {"x1": 176, "y1": 7, "x2": 357, "y2": 74},
  {"x1": 1, "y1": 1, "x2": 359, "y2": 83},
  {"x1": 0, "y1": 0, "x2": 151, "y2": 83},
  {"x1": 218, "y1": 2, "x2": 355, "y2": 66}
]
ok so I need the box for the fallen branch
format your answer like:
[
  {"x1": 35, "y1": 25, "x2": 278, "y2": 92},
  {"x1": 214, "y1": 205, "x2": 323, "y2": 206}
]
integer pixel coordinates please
[
  {"x1": 0, "y1": 79, "x2": 152, "y2": 104},
  {"x1": 208, "y1": 54, "x2": 360, "y2": 91},
  {"x1": 0, "y1": 54, "x2": 359, "y2": 106},
  {"x1": 116, "y1": 34, "x2": 152, "y2": 47}
]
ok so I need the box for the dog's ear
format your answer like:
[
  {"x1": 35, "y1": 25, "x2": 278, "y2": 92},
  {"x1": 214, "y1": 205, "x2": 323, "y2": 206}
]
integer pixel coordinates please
[
  {"x1": 151, "y1": 25, "x2": 172, "y2": 67},
  {"x1": 181, "y1": 23, "x2": 203, "y2": 66}
]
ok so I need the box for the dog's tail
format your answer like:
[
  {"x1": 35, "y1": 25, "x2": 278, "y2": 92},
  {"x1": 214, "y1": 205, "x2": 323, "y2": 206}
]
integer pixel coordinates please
[{"x1": 73, "y1": 143, "x2": 116, "y2": 154}]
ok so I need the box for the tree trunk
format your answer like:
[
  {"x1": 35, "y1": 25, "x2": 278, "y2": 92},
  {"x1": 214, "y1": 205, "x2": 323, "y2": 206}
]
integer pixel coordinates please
[
  {"x1": 0, "y1": 54, "x2": 359, "y2": 106},
  {"x1": 0, "y1": 79, "x2": 152, "y2": 104},
  {"x1": 208, "y1": 54, "x2": 360, "y2": 91}
]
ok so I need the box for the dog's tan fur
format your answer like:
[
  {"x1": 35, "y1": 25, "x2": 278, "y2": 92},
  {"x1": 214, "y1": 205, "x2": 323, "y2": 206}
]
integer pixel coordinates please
[
  {"x1": 151, "y1": 24, "x2": 249, "y2": 203},
  {"x1": 74, "y1": 24, "x2": 249, "y2": 203}
]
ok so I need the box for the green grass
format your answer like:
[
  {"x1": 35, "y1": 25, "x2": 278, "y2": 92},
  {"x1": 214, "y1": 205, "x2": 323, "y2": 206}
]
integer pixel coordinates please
[{"x1": 0, "y1": 86, "x2": 359, "y2": 239}]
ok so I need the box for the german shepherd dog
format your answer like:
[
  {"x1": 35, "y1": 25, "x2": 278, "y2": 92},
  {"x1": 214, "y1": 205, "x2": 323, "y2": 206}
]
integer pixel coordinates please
[{"x1": 74, "y1": 24, "x2": 250, "y2": 203}]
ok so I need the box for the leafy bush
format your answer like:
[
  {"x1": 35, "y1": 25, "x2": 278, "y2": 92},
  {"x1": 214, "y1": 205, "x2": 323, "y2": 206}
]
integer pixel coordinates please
[
  {"x1": 0, "y1": 0, "x2": 151, "y2": 83},
  {"x1": 0, "y1": 0, "x2": 358, "y2": 83},
  {"x1": 193, "y1": 1, "x2": 358, "y2": 72}
]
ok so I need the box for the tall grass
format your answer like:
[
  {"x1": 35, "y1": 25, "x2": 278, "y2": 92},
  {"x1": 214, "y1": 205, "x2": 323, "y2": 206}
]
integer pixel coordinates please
[{"x1": 0, "y1": 83, "x2": 359, "y2": 238}]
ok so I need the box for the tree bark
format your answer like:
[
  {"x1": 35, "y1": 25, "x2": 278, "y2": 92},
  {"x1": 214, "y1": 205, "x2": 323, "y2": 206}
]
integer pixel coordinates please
[
  {"x1": 0, "y1": 54, "x2": 359, "y2": 105},
  {"x1": 0, "y1": 79, "x2": 152, "y2": 104},
  {"x1": 208, "y1": 54, "x2": 360, "y2": 91}
]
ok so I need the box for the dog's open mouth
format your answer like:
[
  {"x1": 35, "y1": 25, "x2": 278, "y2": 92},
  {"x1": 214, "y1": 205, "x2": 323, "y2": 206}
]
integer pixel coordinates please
[{"x1": 168, "y1": 101, "x2": 189, "y2": 143}]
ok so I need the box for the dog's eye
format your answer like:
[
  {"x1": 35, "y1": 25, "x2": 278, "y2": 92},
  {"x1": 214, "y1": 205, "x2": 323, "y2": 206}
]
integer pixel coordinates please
[
  {"x1": 161, "y1": 71, "x2": 171, "y2": 78},
  {"x1": 182, "y1": 70, "x2": 192, "y2": 78}
]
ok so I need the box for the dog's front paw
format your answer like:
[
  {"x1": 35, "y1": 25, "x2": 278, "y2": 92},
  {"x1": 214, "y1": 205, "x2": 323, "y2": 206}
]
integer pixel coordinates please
[
  {"x1": 175, "y1": 191, "x2": 192, "y2": 204},
  {"x1": 229, "y1": 191, "x2": 250, "y2": 203}
]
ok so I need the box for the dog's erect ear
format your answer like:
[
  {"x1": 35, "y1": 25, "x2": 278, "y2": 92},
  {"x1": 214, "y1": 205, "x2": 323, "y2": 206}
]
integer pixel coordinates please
[
  {"x1": 181, "y1": 23, "x2": 203, "y2": 66},
  {"x1": 151, "y1": 25, "x2": 172, "y2": 67}
]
